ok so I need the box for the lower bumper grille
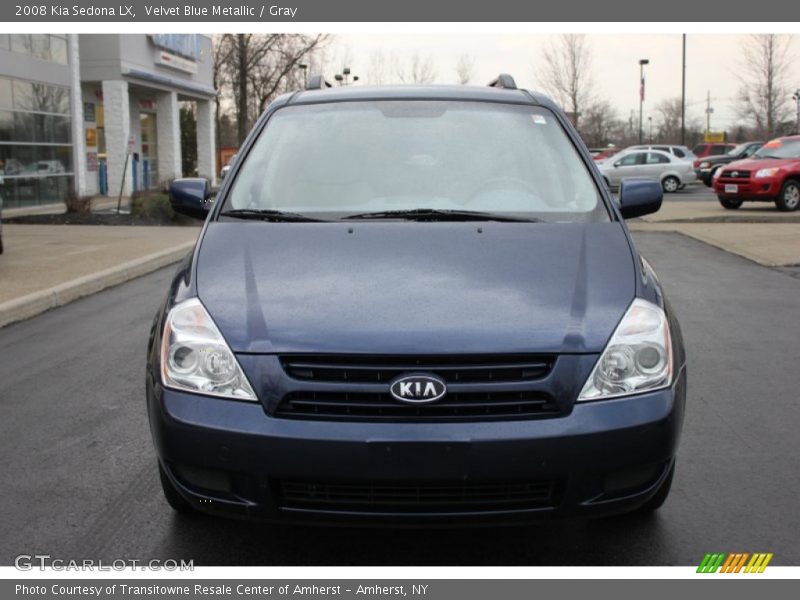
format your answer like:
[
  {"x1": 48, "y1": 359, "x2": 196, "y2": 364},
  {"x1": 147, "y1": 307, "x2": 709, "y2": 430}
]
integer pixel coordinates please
[
  {"x1": 275, "y1": 390, "x2": 560, "y2": 422},
  {"x1": 278, "y1": 479, "x2": 559, "y2": 513}
]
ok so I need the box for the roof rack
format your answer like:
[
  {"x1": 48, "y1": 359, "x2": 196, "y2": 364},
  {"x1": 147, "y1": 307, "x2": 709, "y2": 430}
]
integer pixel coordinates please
[
  {"x1": 306, "y1": 74, "x2": 332, "y2": 90},
  {"x1": 487, "y1": 74, "x2": 517, "y2": 90}
]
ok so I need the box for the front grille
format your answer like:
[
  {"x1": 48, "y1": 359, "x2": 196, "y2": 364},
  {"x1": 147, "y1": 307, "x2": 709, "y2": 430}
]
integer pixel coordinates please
[
  {"x1": 280, "y1": 354, "x2": 554, "y2": 384},
  {"x1": 720, "y1": 169, "x2": 751, "y2": 178},
  {"x1": 278, "y1": 479, "x2": 559, "y2": 513},
  {"x1": 275, "y1": 390, "x2": 560, "y2": 422}
]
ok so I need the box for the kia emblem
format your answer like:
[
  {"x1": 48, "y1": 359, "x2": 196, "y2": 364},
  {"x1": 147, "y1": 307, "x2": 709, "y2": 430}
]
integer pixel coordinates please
[{"x1": 389, "y1": 374, "x2": 447, "y2": 404}]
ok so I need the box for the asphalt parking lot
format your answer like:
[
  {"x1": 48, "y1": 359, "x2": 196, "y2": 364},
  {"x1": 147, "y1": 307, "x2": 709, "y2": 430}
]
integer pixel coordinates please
[{"x1": 1, "y1": 226, "x2": 798, "y2": 566}]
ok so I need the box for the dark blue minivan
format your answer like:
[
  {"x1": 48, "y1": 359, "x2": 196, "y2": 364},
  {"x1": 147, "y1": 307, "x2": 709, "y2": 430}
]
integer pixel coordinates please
[{"x1": 147, "y1": 74, "x2": 686, "y2": 524}]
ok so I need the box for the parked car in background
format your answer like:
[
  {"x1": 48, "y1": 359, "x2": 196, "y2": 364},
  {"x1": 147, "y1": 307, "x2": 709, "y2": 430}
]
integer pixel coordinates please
[
  {"x1": 600, "y1": 149, "x2": 696, "y2": 192},
  {"x1": 626, "y1": 144, "x2": 695, "y2": 161},
  {"x1": 692, "y1": 142, "x2": 736, "y2": 159},
  {"x1": 150, "y1": 76, "x2": 686, "y2": 524},
  {"x1": 713, "y1": 135, "x2": 800, "y2": 211},
  {"x1": 589, "y1": 147, "x2": 619, "y2": 162},
  {"x1": 694, "y1": 141, "x2": 763, "y2": 186},
  {"x1": 220, "y1": 153, "x2": 237, "y2": 180}
]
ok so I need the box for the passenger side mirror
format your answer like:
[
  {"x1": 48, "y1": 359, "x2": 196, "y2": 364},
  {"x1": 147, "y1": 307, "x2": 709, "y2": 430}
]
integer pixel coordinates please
[
  {"x1": 170, "y1": 178, "x2": 212, "y2": 220},
  {"x1": 617, "y1": 179, "x2": 662, "y2": 219}
]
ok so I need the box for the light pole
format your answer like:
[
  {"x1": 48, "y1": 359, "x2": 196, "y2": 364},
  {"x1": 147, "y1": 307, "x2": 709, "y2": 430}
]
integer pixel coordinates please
[
  {"x1": 793, "y1": 89, "x2": 800, "y2": 134},
  {"x1": 638, "y1": 59, "x2": 650, "y2": 144},
  {"x1": 334, "y1": 67, "x2": 359, "y2": 86},
  {"x1": 648, "y1": 116, "x2": 653, "y2": 143},
  {"x1": 297, "y1": 63, "x2": 308, "y2": 87}
]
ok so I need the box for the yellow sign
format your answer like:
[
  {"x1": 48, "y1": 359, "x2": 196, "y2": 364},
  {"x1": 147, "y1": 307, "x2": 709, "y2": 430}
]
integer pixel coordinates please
[
  {"x1": 85, "y1": 127, "x2": 97, "y2": 148},
  {"x1": 704, "y1": 131, "x2": 726, "y2": 142}
]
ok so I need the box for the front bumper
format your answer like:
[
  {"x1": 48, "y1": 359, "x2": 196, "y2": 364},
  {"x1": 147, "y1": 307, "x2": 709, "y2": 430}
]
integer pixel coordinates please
[
  {"x1": 147, "y1": 366, "x2": 686, "y2": 525},
  {"x1": 714, "y1": 177, "x2": 781, "y2": 200}
]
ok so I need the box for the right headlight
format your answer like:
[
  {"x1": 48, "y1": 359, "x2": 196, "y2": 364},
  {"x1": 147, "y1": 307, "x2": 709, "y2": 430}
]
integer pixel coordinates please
[
  {"x1": 160, "y1": 298, "x2": 257, "y2": 401},
  {"x1": 578, "y1": 298, "x2": 673, "y2": 401}
]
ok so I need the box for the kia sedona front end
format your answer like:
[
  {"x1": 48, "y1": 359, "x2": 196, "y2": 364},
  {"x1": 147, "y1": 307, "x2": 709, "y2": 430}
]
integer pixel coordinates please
[{"x1": 146, "y1": 75, "x2": 687, "y2": 524}]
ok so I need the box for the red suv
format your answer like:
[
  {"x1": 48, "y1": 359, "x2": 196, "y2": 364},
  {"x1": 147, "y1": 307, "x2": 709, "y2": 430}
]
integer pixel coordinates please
[
  {"x1": 692, "y1": 142, "x2": 736, "y2": 159},
  {"x1": 712, "y1": 135, "x2": 800, "y2": 211}
]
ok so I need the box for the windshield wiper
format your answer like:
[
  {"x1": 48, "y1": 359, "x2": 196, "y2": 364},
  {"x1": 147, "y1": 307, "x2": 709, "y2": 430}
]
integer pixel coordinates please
[
  {"x1": 757, "y1": 155, "x2": 782, "y2": 160},
  {"x1": 219, "y1": 209, "x2": 327, "y2": 222},
  {"x1": 341, "y1": 208, "x2": 541, "y2": 222}
]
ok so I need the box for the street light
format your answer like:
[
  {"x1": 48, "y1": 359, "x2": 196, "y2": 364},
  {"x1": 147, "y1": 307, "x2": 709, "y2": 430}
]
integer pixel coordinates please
[
  {"x1": 638, "y1": 58, "x2": 650, "y2": 144},
  {"x1": 648, "y1": 116, "x2": 653, "y2": 144},
  {"x1": 333, "y1": 67, "x2": 359, "y2": 86},
  {"x1": 793, "y1": 89, "x2": 800, "y2": 134}
]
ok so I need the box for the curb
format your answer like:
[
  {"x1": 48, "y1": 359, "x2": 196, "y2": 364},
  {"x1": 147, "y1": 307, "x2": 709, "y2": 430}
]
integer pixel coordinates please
[{"x1": 0, "y1": 242, "x2": 195, "y2": 328}]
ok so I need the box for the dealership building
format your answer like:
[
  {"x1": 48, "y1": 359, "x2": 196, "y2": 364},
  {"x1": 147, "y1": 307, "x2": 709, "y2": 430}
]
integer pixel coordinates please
[{"x1": 0, "y1": 33, "x2": 217, "y2": 209}]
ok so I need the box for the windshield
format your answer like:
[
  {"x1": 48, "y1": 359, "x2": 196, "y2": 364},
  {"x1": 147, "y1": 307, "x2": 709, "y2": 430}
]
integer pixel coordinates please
[
  {"x1": 754, "y1": 139, "x2": 800, "y2": 159},
  {"x1": 223, "y1": 101, "x2": 607, "y2": 222},
  {"x1": 727, "y1": 143, "x2": 749, "y2": 156}
]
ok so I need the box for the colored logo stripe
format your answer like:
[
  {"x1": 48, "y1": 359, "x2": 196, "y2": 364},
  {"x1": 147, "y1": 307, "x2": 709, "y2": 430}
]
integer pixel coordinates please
[{"x1": 697, "y1": 552, "x2": 773, "y2": 573}]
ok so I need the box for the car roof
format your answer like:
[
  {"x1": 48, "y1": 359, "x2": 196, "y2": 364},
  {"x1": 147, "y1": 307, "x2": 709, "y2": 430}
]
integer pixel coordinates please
[{"x1": 287, "y1": 84, "x2": 546, "y2": 108}]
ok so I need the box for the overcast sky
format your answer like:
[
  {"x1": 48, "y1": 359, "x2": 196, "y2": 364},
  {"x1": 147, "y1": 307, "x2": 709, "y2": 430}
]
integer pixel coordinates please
[{"x1": 328, "y1": 34, "x2": 800, "y2": 132}]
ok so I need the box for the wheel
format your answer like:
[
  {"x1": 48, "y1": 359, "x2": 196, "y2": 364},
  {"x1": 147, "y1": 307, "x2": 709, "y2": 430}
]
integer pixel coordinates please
[
  {"x1": 158, "y1": 463, "x2": 196, "y2": 514},
  {"x1": 635, "y1": 462, "x2": 675, "y2": 514},
  {"x1": 719, "y1": 198, "x2": 743, "y2": 210},
  {"x1": 775, "y1": 180, "x2": 800, "y2": 212},
  {"x1": 661, "y1": 176, "x2": 680, "y2": 193},
  {"x1": 704, "y1": 166, "x2": 720, "y2": 187}
]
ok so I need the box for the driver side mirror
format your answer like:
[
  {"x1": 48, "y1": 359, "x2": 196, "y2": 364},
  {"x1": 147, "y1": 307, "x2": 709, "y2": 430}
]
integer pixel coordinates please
[
  {"x1": 613, "y1": 161, "x2": 621, "y2": 168},
  {"x1": 169, "y1": 178, "x2": 212, "y2": 219},
  {"x1": 618, "y1": 179, "x2": 662, "y2": 219}
]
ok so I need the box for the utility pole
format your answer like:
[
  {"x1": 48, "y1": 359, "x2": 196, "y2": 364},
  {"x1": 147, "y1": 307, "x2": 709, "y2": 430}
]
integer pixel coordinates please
[
  {"x1": 638, "y1": 59, "x2": 650, "y2": 144},
  {"x1": 705, "y1": 90, "x2": 713, "y2": 136},
  {"x1": 793, "y1": 89, "x2": 800, "y2": 134},
  {"x1": 681, "y1": 34, "x2": 686, "y2": 146}
]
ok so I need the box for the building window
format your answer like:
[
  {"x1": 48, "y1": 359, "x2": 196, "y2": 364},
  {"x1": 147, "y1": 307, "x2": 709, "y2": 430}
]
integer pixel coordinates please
[
  {"x1": 6, "y1": 34, "x2": 69, "y2": 65},
  {"x1": 0, "y1": 75, "x2": 73, "y2": 208}
]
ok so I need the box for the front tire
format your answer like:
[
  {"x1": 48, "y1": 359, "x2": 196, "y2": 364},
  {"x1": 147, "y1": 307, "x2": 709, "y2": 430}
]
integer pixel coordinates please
[
  {"x1": 775, "y1": 180, "x2": 800, "y2": 212},
  {"x1": 719, "y1": 198, "x2": 743, "y2": 209},
  {"x1": 662, "y1": 176, "x2": 680, "y2": 193},
  {"x1": 159, "y1": 463, "x2": 196, "y2": 514}
]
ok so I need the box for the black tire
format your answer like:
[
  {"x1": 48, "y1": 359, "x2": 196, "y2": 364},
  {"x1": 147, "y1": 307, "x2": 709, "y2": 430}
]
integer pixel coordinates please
[
  {"x1": 158, "y1": 463, "x2": 196, "y2": 514},
  {"x1": 719, "y1": 198, "x2": 743, "y2": 210},
  {"x1": 635, "y1": 462, "x2": 675, "y2": 514},
  {"x1": 775, "y1": 180, "x2": 800, "y2": 212},
  {"x1": 706, "y1": 165, "x2": 721, "y2": 187},
  {"x1": 0, "y1": 231, "x2": 4, "y2": 255},
  {"x1": 662, "y1": 176, "x2": 680, "y2": 193}
]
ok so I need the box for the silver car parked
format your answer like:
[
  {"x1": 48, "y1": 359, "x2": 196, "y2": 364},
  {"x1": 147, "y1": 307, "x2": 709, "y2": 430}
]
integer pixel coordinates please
[{"x1": 600, "y1": 149, "x2": 696, "y2": 193}]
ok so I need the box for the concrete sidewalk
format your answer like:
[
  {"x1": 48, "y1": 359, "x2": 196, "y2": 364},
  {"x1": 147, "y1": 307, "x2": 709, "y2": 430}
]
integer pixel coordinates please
[
  {"x1": 0, "y1": 224, "x2": 199, "y2": 327},
  {"x1": 627, "y1": 199, "x2": 800, "y2": 267}
]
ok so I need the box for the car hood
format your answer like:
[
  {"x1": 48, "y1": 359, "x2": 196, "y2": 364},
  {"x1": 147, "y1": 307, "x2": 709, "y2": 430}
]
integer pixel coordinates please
[
  {"x1": 724, "y1": 157, "x2": 797, "y2": 171},
  {"x1": 195, "y1": 222, "x2": 636, "y2": 355}
]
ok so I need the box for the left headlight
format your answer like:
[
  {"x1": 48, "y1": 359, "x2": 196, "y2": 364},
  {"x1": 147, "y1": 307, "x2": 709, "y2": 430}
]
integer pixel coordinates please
[
  {"x1": 578, "y1": 298, "x2": 673, "y2": 401},
  {"x1": 160, "y1": 298, "x2": 257, "y2": 401},
  {"x1": 755, "y1": 167, "x2": 780, "y2": 178}
]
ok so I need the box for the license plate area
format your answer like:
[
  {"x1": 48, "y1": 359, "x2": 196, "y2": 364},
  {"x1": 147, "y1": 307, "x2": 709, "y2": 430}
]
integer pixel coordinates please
[{"x1": 725, "y1": 184, "x2": 738, "y2": 193}]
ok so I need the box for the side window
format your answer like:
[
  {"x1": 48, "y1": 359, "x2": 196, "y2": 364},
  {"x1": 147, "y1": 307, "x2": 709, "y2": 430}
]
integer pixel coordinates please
[
  {"x1": 673, "y1": 148, "x2": 686, "y2": 158},
  {"x1": 618, "y1": 153, "x2": 643, "y2": 166},
  {"x1": 647, "y1": 152, "x2": 670, "y2": 164},
  {"x1": 711, "y1": 145, "x2": 727, "y2": 154}
]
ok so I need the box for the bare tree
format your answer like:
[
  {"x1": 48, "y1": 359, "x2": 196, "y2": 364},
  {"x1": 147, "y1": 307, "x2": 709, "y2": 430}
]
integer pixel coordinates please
[
  {"x1": 580, "y1": 100, "x2": 618, "y2": 148},
  {"x1": 537, "y1": 34, "x2": 593, "y2": 128},
  {"x1": 214, "y1": 34, "x2": 330, "y2": 145},
  {"x1": 394, "y1": 53, "x2": 437, "y2": 84},
  {"x1": 366, "y1": 50, "x2": 389, "y2": 85},
  {"x1": 654, "y1": 97, "x2": 684, "y2": 143},
  {"x1": 736, "y1": 34, "x2": 794, "y2": 139},
  {"x1": 455, "y1": 54, "x2": 475, "y2": 85}
]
